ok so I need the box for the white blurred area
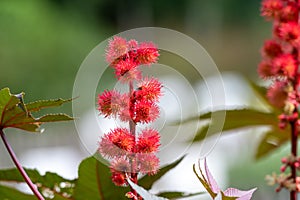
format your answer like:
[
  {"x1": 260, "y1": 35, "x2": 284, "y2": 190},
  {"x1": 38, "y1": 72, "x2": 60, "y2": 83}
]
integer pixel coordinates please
[
  {"x1": 20, "y1": 147, "x2": 80, "y2": 179},
  {"x1": 0, "y1": 72, "x2": 264, "y2": 199}
]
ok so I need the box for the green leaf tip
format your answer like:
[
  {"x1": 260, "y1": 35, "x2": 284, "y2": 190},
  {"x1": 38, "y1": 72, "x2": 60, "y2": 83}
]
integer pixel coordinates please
[
  {"x1": 184, "y1": 107, "x2": 289, "y2": 159},
  {"x1": 190, "y1": 108, "x2": 277, "y2": 142},
  {"x1": 0, "y1": 87, "x2": 73, "y2": 133},
  {"x1": 179, "y1": 82, "x2": 290, "y2": 159},
  {"x1": 139, "y1": 155, "x2": 186, "y2": 190}
]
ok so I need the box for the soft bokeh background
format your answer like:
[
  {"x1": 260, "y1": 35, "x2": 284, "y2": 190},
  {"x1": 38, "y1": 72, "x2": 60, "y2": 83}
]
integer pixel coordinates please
[{"x1": 0, "y1": 0, "x2": 290, "y2": 199}]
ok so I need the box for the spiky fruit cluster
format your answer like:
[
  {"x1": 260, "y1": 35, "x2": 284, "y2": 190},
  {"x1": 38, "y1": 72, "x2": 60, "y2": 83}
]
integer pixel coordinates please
[{"x1": 97, "y1": 36, "x2": 162, "y2": 189}]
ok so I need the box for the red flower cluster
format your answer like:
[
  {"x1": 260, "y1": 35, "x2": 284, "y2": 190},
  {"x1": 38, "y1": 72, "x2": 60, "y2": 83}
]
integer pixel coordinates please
[
  {"x1": 97, "y1": 36, "x2": 162, "y2": 188},
  {"x1": 105, "y1": 36, "x2": 159, "y2": 83},
  {"x1": 259, "y1": 0, "x2": 300, "y2": 110},
  {"x1": 260, "y1": 0, "x2": 300, "y2": 195}
]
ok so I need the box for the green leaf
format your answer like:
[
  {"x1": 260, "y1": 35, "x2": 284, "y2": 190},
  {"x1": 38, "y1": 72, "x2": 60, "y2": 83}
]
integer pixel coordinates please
[
  {"x1": 0, "y1": 184, "x2": 36, "y2": 200},
  {"x1": 139, "y1": 155, "x2": 185, "y2": 190},
  {"x1": 0, "y1": 87, "x2": 72, "y2": 132},
  {"x1": 247, "y1": 80, "x2": 282, "y2": 114},
  {"x1": 127, "y1": 178, "x2": 168, "y2": 200},
  {"x1": 185, "y1": 107, "x2": 290, "y2": 159},
  {"x1": 255, "y1": 127, "x2": 290, "y2": 159},
  {"x1": 74, "y1": 154, "x2": 187, "y2": 200},
  {"x1": 0, "y1": 88, "x2": 21, "y2": 123},
  {"x1": 0, "y1": 168, "x2": 75, "y2": 199},
  {"x1": 177, "y1": 81, "x2": 292, "y2": 159},
  {"x1": 192, "y1": 109, "x2": 280, "y2": 142},
  {"x1": 157, "y1": 191, "x2": 204, "y2": 199},
  {"x1": 38, "y1": 114, "x2": 73, "y2": 122},
  {"x1": 247, "y1": 81, "x2": 291, "y2": 158},
  {"x1": 248, "y1": 81, "x2": 270, "y2": 108},
  {"x1": 73, "y1": 155, "x2": 128, "y2": 200},
  {"x1": 26, "y1": 99, "x2": 72, "y2": 112}
]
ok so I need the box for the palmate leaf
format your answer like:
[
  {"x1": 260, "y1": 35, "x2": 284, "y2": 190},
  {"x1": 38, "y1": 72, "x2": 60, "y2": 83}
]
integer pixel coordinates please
[
  {"x1": 192, "y1": 109, "x2": 280, "y2": 142},
  {"x1": 248, "y1": 81, "x2": 290, "y2": 158},
  {"x1": 139, "y1": 155, "x2": 204, "y2": 199},
  {"x1": 26, "y1": 99, "x2": 72, "y2": 112},
  {"x1": 139, "y1": 155, "x2": 185, "y2": 190},
  {"x1": 73, "y1": 155, "x2": 128, "y2": 200},
  {"x1": 248, "y1": 80, "x2": 273, "y2": 111},
  {"x1": 0, "y1": 184, "x2": 36, "y2": 200},
  {"x1": 73, "y1": 154, "x2": 191, "y2": 200},
  {"x1": 183, "y1": 81, "x2": 291, "y2": 159},
  {"x1": 0, "y1": 155, "x2": 190, "y2": 199},
  {"x1": 0, "y1": 168, "x2": 75, "y2": 199},
  {"x1": 139, "y1": 155, "x2": 203, "y2": 199},
  {"x1": 255, "y1": 127, "x2": 290, "y2": 158},
  {"x1": 190, "y1": 109, "x2": 289, "y2": 159},
  {"x1": 0, "y1": 87, "x2": 72, "y2": 132},
  {"x1": 0, "y1": 88, "x2": 22, "y2": 123}
]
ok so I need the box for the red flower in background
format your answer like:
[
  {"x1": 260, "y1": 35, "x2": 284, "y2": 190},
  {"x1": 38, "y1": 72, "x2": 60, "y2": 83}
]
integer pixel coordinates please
[
  {"x1": 277, "y1": 22, "x2": 300, "y2": 45},
  {"x1": 262, "y1": 39, "x2": 282, "y2": 58},
  {"x1": 258, "y1": 60, "x2": 275, "y2": 78},
  {"x1": 280, "y1": 2, "x2": 298, "y2": 22},
  {"x1": 261, "y1": 0, "x2": 283, "y2": 20},
  {"x1": 259, "y1": 0, "x2": 300, "y2": 197},
  {"x1": 272, "y1": 54, "x2": 297, "y2": 78}
]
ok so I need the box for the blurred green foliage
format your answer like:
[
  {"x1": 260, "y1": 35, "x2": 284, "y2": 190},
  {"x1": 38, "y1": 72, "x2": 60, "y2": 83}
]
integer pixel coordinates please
[
  {"x1": 0, "y1": 0, "x2": 264, "y2": 109},
  {"x1": 0, "y1": 0, "x2": 107, "y2": 108}
]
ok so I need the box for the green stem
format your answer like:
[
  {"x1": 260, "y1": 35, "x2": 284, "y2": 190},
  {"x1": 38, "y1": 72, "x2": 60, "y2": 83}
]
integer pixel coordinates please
[{"x1": 0, "y1": 128, "x2": 45, "y2": 200}]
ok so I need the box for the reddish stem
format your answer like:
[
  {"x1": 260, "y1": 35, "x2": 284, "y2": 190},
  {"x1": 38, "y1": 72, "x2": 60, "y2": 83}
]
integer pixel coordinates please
[
  {"x1": 129, "y1": 81, "x2": 139, "y2": 199},
  {"x1": 0, "y1": 128, "x2": 45, "y2": 200},
  {"x1": 290, "y1": 4, "x2": 300, "y2": 198},
  {"x1": 290, "y1": 121, "x2": 298, "y2": 200}
]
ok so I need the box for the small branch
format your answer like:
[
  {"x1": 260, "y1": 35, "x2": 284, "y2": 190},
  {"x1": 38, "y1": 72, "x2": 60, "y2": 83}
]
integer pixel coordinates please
[
  {"x1": 0, "y1": 128, "x2": 45, "y2": 200},
  {"x1": 128, "y1": 81, "x2": 139, "y2": 199},
  {"x1": 290, "y1": 4, "x2": 300, "y2": 198},
  {"x1": 290, "y1": 120, "x2": 298, "y2": 200}
]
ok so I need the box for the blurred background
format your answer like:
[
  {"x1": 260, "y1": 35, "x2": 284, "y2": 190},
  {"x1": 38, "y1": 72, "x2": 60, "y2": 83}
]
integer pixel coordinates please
[{"x1": 0, "y1": 0, "x2": 289, "y2": 199}]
